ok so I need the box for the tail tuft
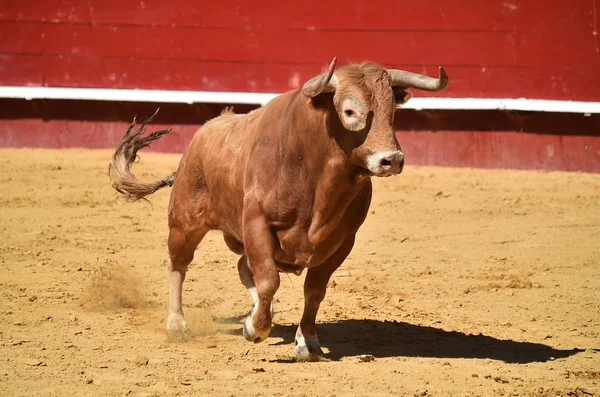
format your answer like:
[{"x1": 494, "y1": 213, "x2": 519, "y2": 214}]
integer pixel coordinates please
[{"x1": 108, "y1": 109, "x2": 176, "y2": 201}]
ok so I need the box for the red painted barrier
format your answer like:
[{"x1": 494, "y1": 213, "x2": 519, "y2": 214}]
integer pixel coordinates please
[
  {"x1": 1, "y1": 1, "x2": 599, "y2": 171},
  {"x1": 0, "y1": 100, "x2": 598, "y2": 172},
  {"x1": 1, "y1": 0, "x2": 599, "y2": 100}
]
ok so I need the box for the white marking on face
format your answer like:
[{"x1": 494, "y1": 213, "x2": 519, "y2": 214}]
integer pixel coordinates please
[{"x1": 365, "y1": 150, "x2": 404, "y2": 177}]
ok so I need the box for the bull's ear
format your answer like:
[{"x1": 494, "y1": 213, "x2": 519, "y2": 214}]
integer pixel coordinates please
[
  {"x1": 302, "y1": 58, "x2": 338, "y2": 97},
  {"x1": 393, "y1": 87, "x2": 413, "y2": 105}
]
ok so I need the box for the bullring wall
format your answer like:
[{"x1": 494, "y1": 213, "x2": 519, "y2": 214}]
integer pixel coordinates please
[{"x1": 0, "y1": 0, "x2": 598, "y2": 171}]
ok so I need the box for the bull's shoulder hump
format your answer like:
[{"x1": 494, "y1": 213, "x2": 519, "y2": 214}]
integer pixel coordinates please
[
  {"x1": 203, "y1": 108, "x2": 264, "y2": 130},
  {"x1": 203, "y1": 113, "x2": 244, "y2": 129}
]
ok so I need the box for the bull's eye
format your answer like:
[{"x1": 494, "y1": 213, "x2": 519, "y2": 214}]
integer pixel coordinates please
[{"x1": 339, "y1": 97, "x2": 365, "y2": 131}]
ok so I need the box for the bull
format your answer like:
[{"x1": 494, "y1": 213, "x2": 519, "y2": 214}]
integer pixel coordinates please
[{"x1": 109, "y1": 58, "x2": 448, "y2": 361}]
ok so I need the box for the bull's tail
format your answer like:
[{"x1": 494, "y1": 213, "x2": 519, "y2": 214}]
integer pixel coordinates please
[{"x1": 108, "y1": 109, "x2": 176, "y2": 201}]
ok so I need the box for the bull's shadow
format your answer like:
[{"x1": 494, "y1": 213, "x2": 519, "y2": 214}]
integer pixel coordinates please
[{"x1": 256, "y1": 319, "x2": 583, "y2": 363}]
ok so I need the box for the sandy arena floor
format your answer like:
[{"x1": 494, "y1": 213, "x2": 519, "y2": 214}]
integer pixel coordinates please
[{"x1": 0, "y1": 148, "x2": 599, "y2": 396}]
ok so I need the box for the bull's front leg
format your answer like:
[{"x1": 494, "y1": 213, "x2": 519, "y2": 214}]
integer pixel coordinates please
[
  {"x1": 237, "y1": 255, "x2": 275, "y2": 319},
  {"x1": 296, "y1": 236, "x2": 355, "y2": 361},
  {"x1": 242, "y1": 210, "x2": 280, "y2": 343}
]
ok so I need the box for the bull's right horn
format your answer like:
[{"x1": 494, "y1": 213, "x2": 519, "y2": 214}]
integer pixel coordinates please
[
  {"x1": 302, "y1": 58, "x2": 339, "y2": 97},
  {"x1": 388, "y1": 66, "x2": 449, "y2": 92}
]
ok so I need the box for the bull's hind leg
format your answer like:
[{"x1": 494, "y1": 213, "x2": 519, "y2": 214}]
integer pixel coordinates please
[
  {"x1": 296, "y1": 236, "x2": 355, "y2": 361},
  {"x1": 166, "y1": 226, "x2": 207, "y2": 341}
]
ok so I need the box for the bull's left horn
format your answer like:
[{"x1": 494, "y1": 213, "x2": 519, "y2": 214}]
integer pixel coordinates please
[
  {"x1": 388, "y1": 66, "x2": 448, "y2": 92},
  {"x1": 302, "y1": 58, "x2": 339, "y2": 97}
]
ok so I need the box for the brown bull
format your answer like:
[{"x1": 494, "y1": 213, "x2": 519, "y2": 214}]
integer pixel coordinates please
[{"x1": 109, "y1": 58, "x2": 448, "y2": 361}]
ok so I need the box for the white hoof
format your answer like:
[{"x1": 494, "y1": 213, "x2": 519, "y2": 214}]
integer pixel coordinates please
[
  {"x1": 242, "y1": 304, "x2": 271, "y2": 343},
  {"x1": 295, "y1": 327, "x2": 325, "y2": 362},
  {"x1": 166, "y1": 313, "x2": 191, "y2": 342}
]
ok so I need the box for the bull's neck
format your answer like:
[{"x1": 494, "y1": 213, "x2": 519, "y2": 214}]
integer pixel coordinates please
[
  {"x1": 283, "y1": 90, "x2": 370, "y2": 244},
  {"x1": 284, "y1": 90, "x2": 362, "y2": 181}
]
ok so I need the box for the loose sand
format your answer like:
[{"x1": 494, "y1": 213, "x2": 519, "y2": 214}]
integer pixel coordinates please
[{"x1": 0, "y1": 148, "x2": 598, "y2": 396}]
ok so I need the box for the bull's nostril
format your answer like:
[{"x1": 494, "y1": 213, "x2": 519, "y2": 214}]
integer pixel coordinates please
[{"x1": 380, "y1": 159, "x2": 392, "y2": 167}]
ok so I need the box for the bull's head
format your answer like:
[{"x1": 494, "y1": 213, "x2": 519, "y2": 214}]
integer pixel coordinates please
[{"x1": 302, "y1": 58, "x2": 448, "y2": 177}]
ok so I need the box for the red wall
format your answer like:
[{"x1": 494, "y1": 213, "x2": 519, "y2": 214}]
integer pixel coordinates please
[
  {"x1": 1, "y1": 1, "x2": 599, "y2": 172},
  {"x1": 1, "y1": 0, "x2": 600, "y2": 100},
  {"x1": 0, "y1": 99, "x2": 598, "y2": 172}
]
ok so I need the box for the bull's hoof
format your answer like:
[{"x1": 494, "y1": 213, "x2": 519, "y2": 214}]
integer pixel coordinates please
[
  {"x1": 295, "y1": 345, "x2": 327, "y2": 362},
  {"x1": 242, "y1": 322, "x2": 264, "y2": 344},
  {"x1": 242, "y1": 307, "x2": 271, "y2": 343},
  {"x1": 295, "y1": 327, "x2": 328, "y2": 362},
  {"x1": 295, "y1": 339, "x2": 328, "y2": 362},
  {"x1": 166, "y1": 313, "x2": 192, "y2": 342}
]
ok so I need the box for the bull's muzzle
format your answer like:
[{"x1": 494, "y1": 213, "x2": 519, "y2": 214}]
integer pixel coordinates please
[{"x1": 366, "y1": 151, "x2": 405, "y2": 177}]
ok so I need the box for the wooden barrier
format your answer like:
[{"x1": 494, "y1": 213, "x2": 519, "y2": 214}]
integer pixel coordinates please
[{"x1": 1, "y1": 0, "x2": 598, "y2": 171}]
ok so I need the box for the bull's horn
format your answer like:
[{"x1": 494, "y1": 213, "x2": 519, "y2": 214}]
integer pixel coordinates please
[
  {"x1": 302, "y1": 57, "x2": 339, "y2": 97},
  {"x1": 387, "y1": 66, "x2": 448, "y2": 92}
]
